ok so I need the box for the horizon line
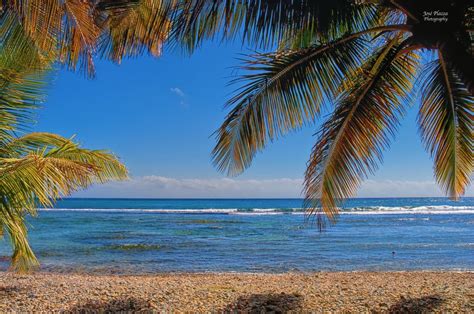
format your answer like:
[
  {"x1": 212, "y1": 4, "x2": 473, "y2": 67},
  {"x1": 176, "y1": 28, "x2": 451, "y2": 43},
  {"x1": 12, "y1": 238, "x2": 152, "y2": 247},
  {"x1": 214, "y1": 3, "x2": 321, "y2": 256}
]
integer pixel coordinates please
[{"x1": 61, "y1": 196, "x2": 472, "y2": 200}]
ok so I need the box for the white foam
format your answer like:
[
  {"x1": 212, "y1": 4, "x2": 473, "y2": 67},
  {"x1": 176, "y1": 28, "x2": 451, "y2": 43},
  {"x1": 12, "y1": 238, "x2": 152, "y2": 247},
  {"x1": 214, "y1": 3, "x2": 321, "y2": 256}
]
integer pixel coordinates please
[
  {"x1": 39, "y1": 208, "x2": 239, "y2": 214},
  {"x1": 342, "y1": 205, "x2": 474, "y2": 215},
  {"x1": 348, "y1": 205, "x2": 474, "y2": 212},
  {"x1": 38, "y1": 206, "x2": 474, "y2": 215},
  {"x1": 339, "y1": 210, "x2": 474, "y2": 215}
]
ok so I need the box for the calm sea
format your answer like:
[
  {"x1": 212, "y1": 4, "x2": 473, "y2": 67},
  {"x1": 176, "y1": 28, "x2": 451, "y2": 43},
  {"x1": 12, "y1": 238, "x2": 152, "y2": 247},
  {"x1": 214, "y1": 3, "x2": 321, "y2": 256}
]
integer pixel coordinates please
[{"x1": 1, "y1": 197, "x2": 473, "y2": 273}]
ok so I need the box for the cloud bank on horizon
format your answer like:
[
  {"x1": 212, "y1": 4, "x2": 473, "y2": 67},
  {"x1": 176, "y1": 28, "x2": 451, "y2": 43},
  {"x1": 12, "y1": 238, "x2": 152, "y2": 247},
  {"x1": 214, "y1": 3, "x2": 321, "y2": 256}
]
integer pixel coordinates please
[{"x1": 74, "y1": 175, "x2": 474, "y2": 198}]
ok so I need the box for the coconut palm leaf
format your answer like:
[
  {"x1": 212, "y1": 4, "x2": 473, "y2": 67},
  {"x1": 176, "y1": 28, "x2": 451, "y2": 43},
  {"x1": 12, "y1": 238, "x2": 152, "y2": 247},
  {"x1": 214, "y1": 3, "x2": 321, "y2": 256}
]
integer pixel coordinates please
[
  {"x1": 2, "y1": 0, "x2": 62, "y2": 53},
  {"x1": 0, "y1": 56, "x2": 48, "y2": 139},
  {"x1": 439, "y1": 41, "x2": 474, "y2": 96},
  {"x1": 0, "y1": 132, "x2": 128, "y2": 271},
  {"x1": 0, "y1": 206, "x2": 37, "y2": 272},
  {"x1": 1, "y1": 137, "x2": 127, "y2": 204},
  {"x1": 2, "y1": 0, "x2": 174, "y2": 73},
  {"x1": 0, "y1": 24, "x2": 127, "y2": 271},
  {"x1": 60, "y1": 0, "x2": 100, "y2": 76},
  {"x1": 0, "y1": 11, "x2": 54, "y2": 70},
  {"x1": 0, "y1": 70, "x2": 42, "y2": 136},
  {"x1": 3, "y1": 0, "x2": 98, "y2": 76},
  {"x1": 0, "y1": 132, "x2": 70, "y2": 155},
  {"x1": 171, "y1": 0, "x2": 380, "y2": 52},
  {"x1": 98, "y1": 0, "x2": 172, "y2": 63},
  {"x1": 211, "y1": 22, "x2": 413, "y2": 176},
  {"x1": 204, "y1": 0, "x2": 472, "y2": 227},
  {"x1": 212, "y1": 35, "x2": 368, "y2": 176},
  {"x1": 418, "y1": 52, "x2": 473, "y2": 200},
  {"x1": 303, "y1": 39, "x2": 419, "y2": 227},
  {"x1": 0, "y1": 3, "x2": 56, "y2": 134}
]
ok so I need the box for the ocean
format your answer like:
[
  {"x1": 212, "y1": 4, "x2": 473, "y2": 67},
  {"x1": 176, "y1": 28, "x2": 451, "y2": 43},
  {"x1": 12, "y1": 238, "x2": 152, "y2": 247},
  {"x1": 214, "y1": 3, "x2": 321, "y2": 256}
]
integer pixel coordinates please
[{"x1": 1, "y1": 197, "x2": 473, "y2": 273}]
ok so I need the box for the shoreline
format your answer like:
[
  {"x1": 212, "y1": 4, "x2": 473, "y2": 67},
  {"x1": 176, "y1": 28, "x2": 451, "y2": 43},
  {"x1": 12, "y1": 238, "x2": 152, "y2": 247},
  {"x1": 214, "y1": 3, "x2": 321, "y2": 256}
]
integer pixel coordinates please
[
  {"x1": 1, "y1": 271, "x2": 473, "y2": 312},
  {"x1": 5, "y1": 268, "x2": 474, "y2": 276}
]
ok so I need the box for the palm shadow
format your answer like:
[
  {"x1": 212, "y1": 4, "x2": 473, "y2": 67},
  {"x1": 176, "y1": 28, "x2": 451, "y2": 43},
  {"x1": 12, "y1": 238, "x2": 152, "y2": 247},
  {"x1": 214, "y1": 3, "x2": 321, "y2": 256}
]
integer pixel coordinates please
[
  {"x1": 64, "y1": 297, "x2": 155, "y2": 313},
  {"x1": 221, "y1": 293, "x2": 303, "y2": 313},
  {"x1": 0, "y1": 285, "x2": 24, "y2": 297},
  {"x1": 388, "y1": 295, "x2": 444, "y2": 313}
]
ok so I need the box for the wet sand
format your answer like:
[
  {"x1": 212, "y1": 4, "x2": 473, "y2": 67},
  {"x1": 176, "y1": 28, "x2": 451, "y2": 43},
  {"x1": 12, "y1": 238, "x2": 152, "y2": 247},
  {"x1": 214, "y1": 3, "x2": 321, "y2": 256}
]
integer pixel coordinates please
[{"x1": 1, "y1": 271, "x2": 473, "y2": 312}]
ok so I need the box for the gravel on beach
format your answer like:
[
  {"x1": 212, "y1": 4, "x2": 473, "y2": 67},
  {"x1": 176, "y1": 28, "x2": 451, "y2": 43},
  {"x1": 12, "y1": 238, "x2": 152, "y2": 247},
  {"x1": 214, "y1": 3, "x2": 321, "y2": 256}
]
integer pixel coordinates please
[{"x1": 0, "y1": 271, "x2": 472, "y2": 312}]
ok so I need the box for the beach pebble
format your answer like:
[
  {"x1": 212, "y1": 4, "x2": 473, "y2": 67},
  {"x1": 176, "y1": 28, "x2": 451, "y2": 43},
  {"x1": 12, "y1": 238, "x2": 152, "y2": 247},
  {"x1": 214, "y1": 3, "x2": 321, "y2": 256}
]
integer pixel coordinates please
[{"x1": 0, "y1": 271, "x2": 472, "y2": 312}]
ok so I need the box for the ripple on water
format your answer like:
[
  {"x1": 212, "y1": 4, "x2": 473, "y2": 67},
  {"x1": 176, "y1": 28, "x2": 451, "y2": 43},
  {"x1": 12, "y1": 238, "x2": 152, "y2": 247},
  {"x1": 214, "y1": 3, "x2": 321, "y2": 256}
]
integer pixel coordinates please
[
  {"x1": 105, "y1": 243, "x2": 163, "y2": 252},
  {"x1": 176, "y1": 219, "x2": 245, "y2": 224}
]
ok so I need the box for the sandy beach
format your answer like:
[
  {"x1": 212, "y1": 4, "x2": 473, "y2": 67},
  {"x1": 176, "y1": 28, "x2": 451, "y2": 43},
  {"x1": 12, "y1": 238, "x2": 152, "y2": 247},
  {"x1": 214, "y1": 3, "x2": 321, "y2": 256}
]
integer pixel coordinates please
[{"x1": 1, "y1": 271, "x2": 472, "y2": 312}]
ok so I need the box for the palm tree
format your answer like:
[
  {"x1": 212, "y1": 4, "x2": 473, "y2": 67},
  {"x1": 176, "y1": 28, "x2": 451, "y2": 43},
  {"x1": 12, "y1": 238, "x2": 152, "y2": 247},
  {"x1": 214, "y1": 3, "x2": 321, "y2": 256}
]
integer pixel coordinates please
[
  {"x1": 0, "y1": 10, "x2": 128, "y2": 271},
  {"x1": 170, "y1": 0, "x2": 473, "y2": 226}
]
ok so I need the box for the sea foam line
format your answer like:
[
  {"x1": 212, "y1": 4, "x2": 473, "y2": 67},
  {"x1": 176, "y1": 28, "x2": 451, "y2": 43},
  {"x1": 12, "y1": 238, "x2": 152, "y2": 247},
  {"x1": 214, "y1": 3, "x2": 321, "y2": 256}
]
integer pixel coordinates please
[{"x1": 37, "y1": 206, "x2": 474, "y2": 215}]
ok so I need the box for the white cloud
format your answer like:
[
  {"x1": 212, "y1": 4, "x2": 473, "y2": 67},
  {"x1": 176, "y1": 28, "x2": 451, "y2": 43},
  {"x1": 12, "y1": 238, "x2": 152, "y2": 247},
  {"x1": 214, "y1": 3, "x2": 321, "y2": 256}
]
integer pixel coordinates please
[
  {"x1": 73, "y1": 175, "x2": 474, "y2": 198},
  {"x1": 170, "y1": 87, "x2": 185, "y2": 98},
  {"x1": 75, "y1": 176, "x2": 303, "y2": 198},
  {"x1": 358, "y1": 179, "x2": 457, "y2": 197}
]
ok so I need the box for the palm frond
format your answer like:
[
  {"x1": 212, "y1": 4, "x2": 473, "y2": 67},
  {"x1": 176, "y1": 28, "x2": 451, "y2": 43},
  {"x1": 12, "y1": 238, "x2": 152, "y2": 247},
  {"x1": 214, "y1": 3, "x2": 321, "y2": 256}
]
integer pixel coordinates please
[
  {"x1": 0, "y1": 132, "x2": 71, "y2": 156},
  {"x1": 98, "y1": 0, "x2": 172, "y2": 63},
  {"x1": 0, "y1": 133, "x2": 127, "y2": 199},
  {"x1": 0, "y1": 11, "x2": 55, "y2": 70},
  {"x1": 0, "y1": 10, "x2": 128, "y2": 270},
  {"x1": 3, "y1": 0, "x2": 99, "y2": 76},
  {"x1": 0, "y1": 11, "x2": 54, "y2": 140},
  {"x1": 439, "y1": 40, "x2": 474, "y2": 95},
  {"x1": 418, "y1": 52, "x2": 473, "y2": 200},
  {"x1": 212, "y1": 35, "x2": 368, "y2": 176},
  {"x1": 0, "y1": 204, "x2": 38, "y2": 272},
  {"x1": 2, "y1": 0, "x2": 102, "y2": 79},
  {"x1": 2, "y1": 0, "x2": 174, "y2": 73},
  {"x1": 60, "y1": 0, "x2": 100, "y2": 76},
  {"x1": 171, "y1": 0, "x2": 380, "y2": 52},
  {"x1": 303, "y1": 39, "x2": 419, "y2": 228},
  {"x1": 3, "y1": 0, "x2": 62, "y2": 53},
  {"x1": 0, "y1": 57, "x2": 48, "y2": 136},
  {"x1": 0, "y1": 132, "x2": 128, "y2": 270}
]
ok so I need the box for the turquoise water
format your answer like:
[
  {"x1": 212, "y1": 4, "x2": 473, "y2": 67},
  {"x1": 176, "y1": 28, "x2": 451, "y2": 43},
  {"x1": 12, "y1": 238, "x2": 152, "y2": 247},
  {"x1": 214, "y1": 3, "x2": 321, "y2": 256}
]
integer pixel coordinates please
[{"x1": 0, "y1": 198, "x2": 473, "y2": 273}]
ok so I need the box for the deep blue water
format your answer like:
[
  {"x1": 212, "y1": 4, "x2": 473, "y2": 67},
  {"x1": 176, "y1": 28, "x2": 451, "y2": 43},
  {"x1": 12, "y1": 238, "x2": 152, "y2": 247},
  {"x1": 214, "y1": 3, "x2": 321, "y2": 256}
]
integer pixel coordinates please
[{"x1": 0, "y1": 198, "x2": 472, "y2": 273}]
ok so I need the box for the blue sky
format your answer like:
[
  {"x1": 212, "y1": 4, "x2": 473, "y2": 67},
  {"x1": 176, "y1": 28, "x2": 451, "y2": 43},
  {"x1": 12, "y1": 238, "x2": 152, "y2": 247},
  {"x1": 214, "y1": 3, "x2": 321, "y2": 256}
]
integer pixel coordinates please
[{"x1": 32, "y1": 40, "x2": 472, "y2": 198}]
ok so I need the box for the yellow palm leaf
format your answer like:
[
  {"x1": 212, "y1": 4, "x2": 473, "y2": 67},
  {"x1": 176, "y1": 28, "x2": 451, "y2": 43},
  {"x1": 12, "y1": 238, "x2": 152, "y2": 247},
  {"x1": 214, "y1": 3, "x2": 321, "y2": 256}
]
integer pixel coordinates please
[
  {"x1": 304, "y1": 39, "x2": 419, "y2": 227},
  {"x1": 0, "y1": 132, "x2": 128, "y2": 271},
  {"x1": 418, "y1": 52, "x2": 473, "y2": 200}
]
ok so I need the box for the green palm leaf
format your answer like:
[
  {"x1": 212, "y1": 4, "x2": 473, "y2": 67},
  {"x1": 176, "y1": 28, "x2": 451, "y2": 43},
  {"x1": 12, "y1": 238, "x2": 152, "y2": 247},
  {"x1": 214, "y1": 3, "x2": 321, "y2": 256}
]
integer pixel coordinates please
[
  {"x1": 0, "y1": 132, "x2": 128, "y2": 271},
  {"x1": 0, "y1": 207, "x2": 37, "y2": 272},
  {"x1": 0, "y1": 27, "x2": 128, "y2": 271},
  {"x1": 0, "y1": 53, "x2": 48, "y2": 140},
  {"x1": 212, "y1": 35, "x2": 368, "y2": 176},
  {"x1": 304, "y1": 39, "x2": 419, "y2": 227},
  {"x1": 418, "y1": 52, "x2": 473, "y2": 200}
]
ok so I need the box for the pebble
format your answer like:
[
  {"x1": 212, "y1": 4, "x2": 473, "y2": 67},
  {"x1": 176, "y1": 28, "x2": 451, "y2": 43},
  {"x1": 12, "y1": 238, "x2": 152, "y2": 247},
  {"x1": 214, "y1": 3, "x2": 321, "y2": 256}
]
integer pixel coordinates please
[{"x1": 0, "y1": 271, "x2": 472, "y2": 312}]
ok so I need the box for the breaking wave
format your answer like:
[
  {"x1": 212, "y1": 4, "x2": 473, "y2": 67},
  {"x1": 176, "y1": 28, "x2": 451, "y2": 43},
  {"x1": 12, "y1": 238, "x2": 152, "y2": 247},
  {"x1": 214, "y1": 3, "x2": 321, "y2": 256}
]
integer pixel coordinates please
[{"x1": 38, "y1": 205, "x2": 474, "y2": 215}]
